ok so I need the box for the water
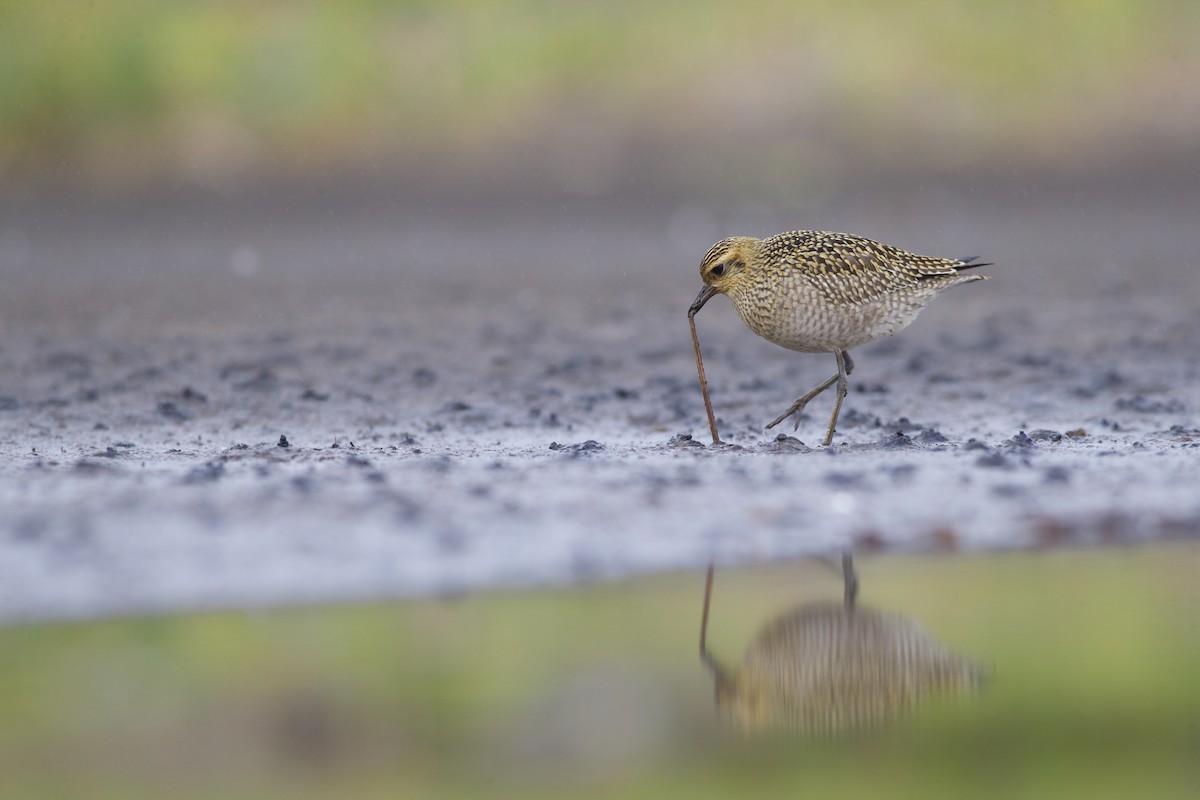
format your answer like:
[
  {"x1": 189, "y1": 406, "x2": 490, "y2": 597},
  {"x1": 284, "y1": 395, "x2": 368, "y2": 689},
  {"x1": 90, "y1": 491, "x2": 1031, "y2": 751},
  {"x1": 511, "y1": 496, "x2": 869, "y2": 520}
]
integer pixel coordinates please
[{"x1": 0, "y1": 543, "x2": 1196, "y2": 799}]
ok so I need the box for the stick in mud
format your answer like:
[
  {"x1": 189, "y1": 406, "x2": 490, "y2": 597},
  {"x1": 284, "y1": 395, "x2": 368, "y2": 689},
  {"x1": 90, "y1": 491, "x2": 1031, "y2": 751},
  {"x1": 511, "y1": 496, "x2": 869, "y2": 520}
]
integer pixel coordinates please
[{"x1": 688, "y1": 312, "x2": 722, "y2": 444}]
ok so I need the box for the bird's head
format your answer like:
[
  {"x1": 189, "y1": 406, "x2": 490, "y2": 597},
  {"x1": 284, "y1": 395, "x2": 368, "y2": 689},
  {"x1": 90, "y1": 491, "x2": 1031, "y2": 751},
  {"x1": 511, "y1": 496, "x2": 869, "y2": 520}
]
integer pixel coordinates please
[{"x1": 688, "y1": 236, "x2": 760, "y2": 316}]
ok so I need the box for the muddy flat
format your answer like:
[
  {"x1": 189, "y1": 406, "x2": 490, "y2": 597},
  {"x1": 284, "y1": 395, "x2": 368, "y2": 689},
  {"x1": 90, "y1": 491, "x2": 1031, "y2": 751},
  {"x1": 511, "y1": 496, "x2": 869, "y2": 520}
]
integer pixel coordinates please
[{"x1": 1, "y1": 172, "x2": 1197, "y2": 622}]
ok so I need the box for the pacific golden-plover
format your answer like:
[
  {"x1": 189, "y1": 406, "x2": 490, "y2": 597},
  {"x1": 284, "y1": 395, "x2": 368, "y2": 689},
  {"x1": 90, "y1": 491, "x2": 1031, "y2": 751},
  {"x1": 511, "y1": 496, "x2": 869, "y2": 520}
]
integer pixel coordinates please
[
  {"x1": 698, "y1": 561, "x2": 982, "y2": 734},
  {"x1": 687, "y1": 230, "x2": 989, "y2": 445}
]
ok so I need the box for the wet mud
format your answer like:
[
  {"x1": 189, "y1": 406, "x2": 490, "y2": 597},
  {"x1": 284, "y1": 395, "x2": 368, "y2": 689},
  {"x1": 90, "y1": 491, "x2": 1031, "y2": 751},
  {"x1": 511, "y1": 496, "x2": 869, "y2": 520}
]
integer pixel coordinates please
[{"x1": 1, "y1": 175, "x2": 1198, "y2": 621}]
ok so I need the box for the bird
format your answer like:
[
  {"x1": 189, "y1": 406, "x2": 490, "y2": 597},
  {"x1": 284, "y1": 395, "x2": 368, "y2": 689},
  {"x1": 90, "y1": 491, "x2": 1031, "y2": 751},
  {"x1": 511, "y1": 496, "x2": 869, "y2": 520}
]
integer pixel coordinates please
[
  {"x1": 698, "y1": 560, "x2": 983, "y2": 735},
  {"x1": 688, "y1": 230, "x2": 989, "y2": 445}
]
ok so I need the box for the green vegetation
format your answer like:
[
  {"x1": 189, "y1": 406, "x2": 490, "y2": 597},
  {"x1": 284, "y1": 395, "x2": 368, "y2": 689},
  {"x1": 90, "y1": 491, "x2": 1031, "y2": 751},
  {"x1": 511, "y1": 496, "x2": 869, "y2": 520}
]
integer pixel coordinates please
[
  {"x1": 0, "y1": 543, "x2": 1197, "y2": 798},
  {"x1": 2, "y1": 1, "x2": 1197, "y2": 189}
]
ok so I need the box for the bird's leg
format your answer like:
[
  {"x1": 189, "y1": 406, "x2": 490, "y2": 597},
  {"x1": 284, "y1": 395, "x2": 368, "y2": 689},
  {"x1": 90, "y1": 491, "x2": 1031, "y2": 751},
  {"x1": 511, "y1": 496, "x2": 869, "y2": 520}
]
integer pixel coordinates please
[
  {"x1": 766, "y1": 351, "x2": 856, "y2": 441},
  {"x1": 842, "y1": 551, "x2": 859, "y2": 611},
  {"x1": 765, "y1": 373, "x2": 838, "y2": 432},
  {"x1": 821, "y1": 349, "x2": 854, "y2": 446}
]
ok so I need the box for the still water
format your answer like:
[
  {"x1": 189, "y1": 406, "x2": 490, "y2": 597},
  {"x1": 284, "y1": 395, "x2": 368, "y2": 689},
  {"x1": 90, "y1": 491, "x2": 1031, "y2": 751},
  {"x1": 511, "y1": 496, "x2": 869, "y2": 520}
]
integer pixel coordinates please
[{"x1": 1, "y1": 543, "x2": 1197, "y2": 799}]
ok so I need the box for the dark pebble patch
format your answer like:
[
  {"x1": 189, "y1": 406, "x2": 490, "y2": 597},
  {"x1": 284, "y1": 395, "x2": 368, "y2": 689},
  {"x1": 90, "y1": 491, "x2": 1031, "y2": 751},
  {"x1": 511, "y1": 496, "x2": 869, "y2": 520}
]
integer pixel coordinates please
[
  {"x1": 277, "y1": 435, "x2": 291, "y2": 448},
  {"x1": 1071, "y1": 370, "x2": 1125, "y2": 399},
  {"x1": 233, "y1": 368, "x2": 278, "y2": 392},
  {"x1": 879, "y1": 431, "x2": 916, "y2": 449},
  {"x1": 905, "y1": 352, "x2": 930, "y2": 373},
  {"x1": 529, "y1": 408, "x2": 562, "y2": 427},
  {"x1": 839, "y1": 408, "x2": 881, "y2": 428},
  {"x1": 73, "y1": 459, "x2": 114, "y2": 473},
  {"x1": 1165, "y1": 425, "x2": 1199, "y2": 442},
  {"x1": 883, "y1": 417, "x2": 919, "y2": 432},
  {"x1": 736, "y1": 377, "x2": 773, "y2": 391},
  {"x1": 157, "y1": 401, "x2": 191, "y2": 422},
  {"x1": 183, "y1": 461, "x2": 226, "y2": 484},
  {"x1": 824, "y1": 471, "x2": 866, "y2": 488},
  {"x1": 549, "y1": 440, "x2": 605, "y2": 455},
  {"x1": 917, "y1": 428, "x2": 948, "y2": 444},
  {"x1": 963, "y1": 438, "x2": 990, "y2": 451},
  {"x1": 1028, "y1": 429, "x2": 1063, "y2": 442},
  {"x1": 1116, "y1": 395, "x2": 1186, "y2": 414},
  {"x1": 668, "y1": 433, "x2": 705, "y2": 449},
  {"x1": 762, "y1": 434, "x2": 809, "y2": 453},
  {"x1": 1007, "y1": 431, "x2": 1035, "y2": 448},
  {"x1": 45, "y1": 352, "x2": 92, "y2": 380},
  {"x1": 181, "y1": 386, "x2": 208, "y2": 403},
  {"x1": 976, "y1": 452, "x2": 1012, "y2": 469},
  {"x1": 1015, "y1": 353, "x2": 1055, "y2": 368}
]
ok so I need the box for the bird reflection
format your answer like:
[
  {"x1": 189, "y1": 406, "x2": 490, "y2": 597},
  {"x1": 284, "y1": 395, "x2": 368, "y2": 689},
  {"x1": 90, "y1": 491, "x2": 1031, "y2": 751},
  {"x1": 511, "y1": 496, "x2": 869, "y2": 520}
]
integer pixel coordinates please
[{"x1": 700, "y1": 555, "x2": 983, "y2": 734}]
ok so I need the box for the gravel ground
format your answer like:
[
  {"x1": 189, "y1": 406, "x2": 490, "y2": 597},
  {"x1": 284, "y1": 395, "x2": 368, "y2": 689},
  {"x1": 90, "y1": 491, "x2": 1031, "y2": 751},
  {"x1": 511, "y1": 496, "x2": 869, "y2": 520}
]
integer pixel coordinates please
[{"x1": 2, "y1": 171, "x2": 1198, "y2": 622}]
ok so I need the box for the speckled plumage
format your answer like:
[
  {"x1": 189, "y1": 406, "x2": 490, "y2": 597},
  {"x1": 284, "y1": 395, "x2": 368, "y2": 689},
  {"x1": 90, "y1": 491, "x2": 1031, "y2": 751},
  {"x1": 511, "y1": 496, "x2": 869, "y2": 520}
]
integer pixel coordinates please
[
  {"x1": 711, "y1": 602, "x2": 983, "y2": 734},
  {"x1": 699, "y1": 559, "x2": 982, "y2": 735},
  {"x1": 699, "y1": 230, "x2": 984, "y2": 352},
  {"x1": 688, "y1": 230, "x2": 989, "y2": 445}
]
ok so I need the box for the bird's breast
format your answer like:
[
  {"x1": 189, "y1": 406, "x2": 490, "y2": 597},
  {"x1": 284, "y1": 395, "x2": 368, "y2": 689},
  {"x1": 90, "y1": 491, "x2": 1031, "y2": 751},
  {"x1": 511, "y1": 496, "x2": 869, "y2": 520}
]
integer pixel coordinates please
[{"x1": 728, "y1": 277, "x2": 940, "y2": 353}]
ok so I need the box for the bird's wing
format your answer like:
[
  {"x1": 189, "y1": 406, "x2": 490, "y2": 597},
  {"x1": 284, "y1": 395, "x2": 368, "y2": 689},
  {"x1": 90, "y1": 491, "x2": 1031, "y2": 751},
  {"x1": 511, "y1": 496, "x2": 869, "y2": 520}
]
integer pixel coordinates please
[{"x1": 770, "y1": 231, "x2": 964, "y2": 305}]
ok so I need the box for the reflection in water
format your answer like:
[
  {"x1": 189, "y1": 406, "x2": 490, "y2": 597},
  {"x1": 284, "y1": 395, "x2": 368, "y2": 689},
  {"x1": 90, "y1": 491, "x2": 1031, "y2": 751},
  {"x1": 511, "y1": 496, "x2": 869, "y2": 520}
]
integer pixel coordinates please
[{"x1": 701, "y1": 556, "x2": 984, "y2": 734}]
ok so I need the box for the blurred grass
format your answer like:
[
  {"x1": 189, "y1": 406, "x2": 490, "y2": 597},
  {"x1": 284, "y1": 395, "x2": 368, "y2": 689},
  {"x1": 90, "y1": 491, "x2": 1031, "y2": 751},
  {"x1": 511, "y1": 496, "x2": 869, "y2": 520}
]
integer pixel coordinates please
[
  {"x1": 0, "y1": 542, "x2": 1197, "y2": 798},
  {"x1": 1, "y1": 1, "x2": 1198, "y2": 192}
]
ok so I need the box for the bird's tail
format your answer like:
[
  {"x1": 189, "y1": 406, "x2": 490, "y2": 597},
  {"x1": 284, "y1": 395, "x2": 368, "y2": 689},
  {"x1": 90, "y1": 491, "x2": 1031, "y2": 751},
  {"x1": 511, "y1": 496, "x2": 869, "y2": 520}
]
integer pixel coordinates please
[{"x1": 955, "y1": 256, "x2": 993, "y2": 270}]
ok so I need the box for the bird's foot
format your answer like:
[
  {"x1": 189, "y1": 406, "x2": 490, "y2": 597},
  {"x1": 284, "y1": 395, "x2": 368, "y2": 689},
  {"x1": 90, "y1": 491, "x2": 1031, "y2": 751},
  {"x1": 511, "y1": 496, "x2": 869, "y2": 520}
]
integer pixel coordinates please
[{"x1": 765, "y1": 402, "x2": 807, "y2": 431}]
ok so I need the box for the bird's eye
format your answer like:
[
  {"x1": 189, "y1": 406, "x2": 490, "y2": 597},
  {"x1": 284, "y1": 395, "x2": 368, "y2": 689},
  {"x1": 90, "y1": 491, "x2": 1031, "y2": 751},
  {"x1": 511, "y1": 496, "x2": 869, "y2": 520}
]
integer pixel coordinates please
[{"x1": 711, "y1": 263, "x2": 726, "y2": 277}]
